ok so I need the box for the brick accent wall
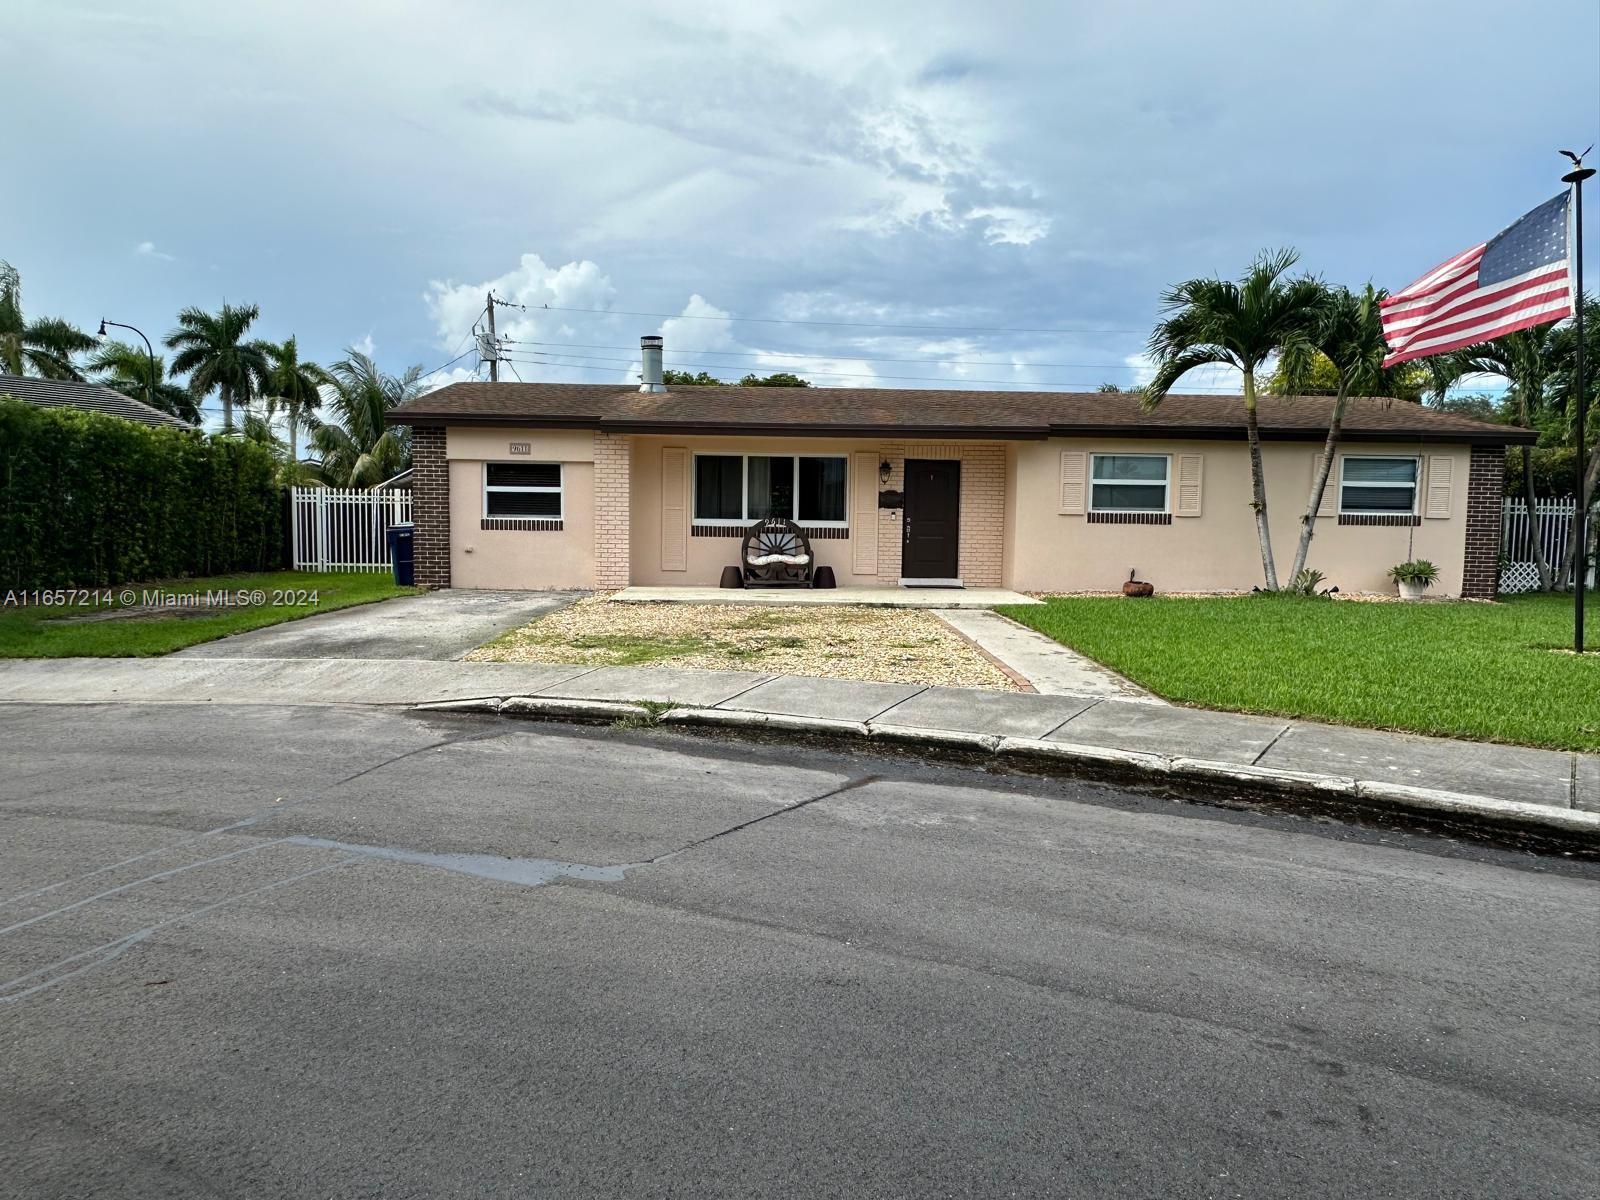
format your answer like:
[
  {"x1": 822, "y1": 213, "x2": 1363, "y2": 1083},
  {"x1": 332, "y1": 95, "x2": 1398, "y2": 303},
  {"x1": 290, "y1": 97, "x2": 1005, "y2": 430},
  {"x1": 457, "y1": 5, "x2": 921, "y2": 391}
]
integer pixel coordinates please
[
  {"x1": 874, "y1": 443, "x2": 1006, "y2": 587},
  {"x1": 411, "y1": 425, "x2": 450, "y2": 588},
  {"x1": 957, "y1": 444, "x2": 1005, "y2": 586},
  {"x1": 593, "y1": 432, "x2": 632, "y2": 588},
  {"x1": 1463, "y1": 445, "x2": 1505, "y2": 600}
]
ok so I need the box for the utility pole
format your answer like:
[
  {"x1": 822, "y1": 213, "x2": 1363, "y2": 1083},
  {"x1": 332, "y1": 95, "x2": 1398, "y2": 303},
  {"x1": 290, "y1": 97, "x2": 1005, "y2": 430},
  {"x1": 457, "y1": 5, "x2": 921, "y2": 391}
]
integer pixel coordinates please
[{"x1": 485, "y1": 292, "x2": 499, "y2": 382}]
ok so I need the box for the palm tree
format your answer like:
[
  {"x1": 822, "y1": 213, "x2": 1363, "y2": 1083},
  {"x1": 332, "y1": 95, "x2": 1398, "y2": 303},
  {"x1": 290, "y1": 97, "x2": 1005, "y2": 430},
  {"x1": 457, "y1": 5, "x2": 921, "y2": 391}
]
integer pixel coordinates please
[
  {"x1": 308, "y1": 350, "x2": 420, "y2": 486},
  {"x1": 88, "y1": 340, "x2": 201, "y2": 424},
  {"x1": 1457, "y1": 325, "x2": 1562, "y2": 590},
  {"x1": 0, "y1": 260, "x2": 96, "y2": 379},
  {"x1": 1280, "y1": 285, "x2": 1401, "y2": 584},
  {"x1": 165, "y1": 302, "x2": 270, "y2": 433},
  {"x1": 262, "y1": 336, "x2": 329, "y2": 464},
  {"x1": 1143, "y1": 248, "x2": 1327, "y2": 590}
]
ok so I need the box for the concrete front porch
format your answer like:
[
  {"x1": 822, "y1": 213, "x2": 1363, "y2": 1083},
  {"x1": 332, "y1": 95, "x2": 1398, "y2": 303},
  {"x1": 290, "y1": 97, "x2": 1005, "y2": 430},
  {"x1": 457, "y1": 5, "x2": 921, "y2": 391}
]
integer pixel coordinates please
[{"x1": 611, "y1": 585, "x2": 1040, "y2": 609}]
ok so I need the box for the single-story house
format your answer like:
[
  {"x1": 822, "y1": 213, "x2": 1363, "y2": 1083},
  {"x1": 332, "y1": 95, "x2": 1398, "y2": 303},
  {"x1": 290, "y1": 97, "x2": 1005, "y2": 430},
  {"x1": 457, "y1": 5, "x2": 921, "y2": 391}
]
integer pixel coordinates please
[
  {"x1": 387, "y1": 336, "x2": 1534, "y2": 599},
  {"x1": 0, "y1": 372, "x2": 194, "y2": 430}
]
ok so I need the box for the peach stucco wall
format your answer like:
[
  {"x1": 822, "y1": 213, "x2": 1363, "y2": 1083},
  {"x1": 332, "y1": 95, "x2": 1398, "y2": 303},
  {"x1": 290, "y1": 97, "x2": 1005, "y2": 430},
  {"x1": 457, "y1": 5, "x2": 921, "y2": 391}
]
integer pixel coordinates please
[
  {"x1": 445, "y1": 427, "x2": 597, "y2": 589},
  {"x1": 625, "y1": 436, "x2": 1011, "y2": 588},
  {"x1": 628, "y1": 436, "x2": 882, "y2": 587},
  {"x1": 1005, "y1": 438, "x2": 1473, "y2": 596},
  {"x1": 435, "y1": 423, "x2": 1479, "y2": 596}
]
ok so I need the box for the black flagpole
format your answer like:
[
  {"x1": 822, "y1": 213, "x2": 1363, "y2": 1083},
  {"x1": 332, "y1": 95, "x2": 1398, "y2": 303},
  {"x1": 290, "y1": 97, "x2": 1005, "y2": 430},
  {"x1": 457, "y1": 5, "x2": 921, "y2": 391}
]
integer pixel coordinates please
[{"x1": 1562, "y1": 151, "x2": 1593, "y2": 653}]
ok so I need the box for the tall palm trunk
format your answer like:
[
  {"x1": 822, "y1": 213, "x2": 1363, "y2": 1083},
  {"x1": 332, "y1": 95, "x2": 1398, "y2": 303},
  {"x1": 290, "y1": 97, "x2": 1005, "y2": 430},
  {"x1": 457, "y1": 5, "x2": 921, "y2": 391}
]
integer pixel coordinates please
[
  {"x1": 1520, "y1": 443, "x2": 1553, "y2": 590},
  {"x1": 1291, "y1": 390, "x2": 1347, "y2": 584},
  {"x1": 220, "y1": 385, "x2": 234, "y2": 434},
  {"x1": 286, "y1": 405, "x2": 298, "y2": 464},
  {"x1": 1242, "y1": 370, "x2": 1279, "y2": 590}
]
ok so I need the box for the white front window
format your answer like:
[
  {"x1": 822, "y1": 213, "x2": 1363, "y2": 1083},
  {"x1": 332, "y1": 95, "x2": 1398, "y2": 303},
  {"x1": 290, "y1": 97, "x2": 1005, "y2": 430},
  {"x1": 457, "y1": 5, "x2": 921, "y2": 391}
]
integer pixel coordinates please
[
  {"x1": 1339, "y1": 456, "x2": 1418, "y2": 515},
  {"x1": 483, "y1": 462, "x2": 562, "y2": 519},
  {"x1": 1089, "y1": 454, "x2": 1170, "y2": 513},
  {"x1": 692, "y1": 454, "x2": 848, "y2": 525}
]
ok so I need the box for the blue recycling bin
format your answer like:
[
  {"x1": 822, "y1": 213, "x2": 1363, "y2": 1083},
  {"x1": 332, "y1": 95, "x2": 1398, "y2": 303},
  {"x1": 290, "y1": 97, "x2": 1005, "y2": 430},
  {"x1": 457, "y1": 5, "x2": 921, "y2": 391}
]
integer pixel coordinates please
[{"x1": 387, "y1": 523, "x2": 415, "y2": 586}]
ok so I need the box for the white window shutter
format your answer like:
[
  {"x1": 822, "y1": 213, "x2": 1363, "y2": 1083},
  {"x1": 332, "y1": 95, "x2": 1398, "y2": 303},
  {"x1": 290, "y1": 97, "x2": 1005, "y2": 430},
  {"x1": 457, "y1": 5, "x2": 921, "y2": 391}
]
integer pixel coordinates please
[
  {"x1": 851, "y1": 450, "x2": 878, "y2": 575},
  {"x1": 1312, "y1": 454, "x2": 1336, "y2": 516},
  {"x1": 1424, "y1": 455, "x2": 1454, "y2": 519},
  {"x1": 1174, "y1": 454, "x2": 1203, "y2": 516},
  {"x1": 661, "y1": 447, "x2": 688, "y2": 571},
  {"x1": 1059, "y1": 450, "x2": 1087, "y2": 514}
]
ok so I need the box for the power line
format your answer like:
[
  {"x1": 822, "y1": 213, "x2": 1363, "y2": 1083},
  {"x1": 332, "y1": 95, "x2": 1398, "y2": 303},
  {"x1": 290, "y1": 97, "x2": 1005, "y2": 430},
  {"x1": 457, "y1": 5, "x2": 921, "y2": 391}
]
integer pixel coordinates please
[
  {"x1": 502, "y1": 353, "x2": 1243, "y2": 393},
  {"x1": 487, "y1": 300, "x2": 1143, "y2": 336},
  {"x1": 501, "y1": 348, "x2": 1200, "y2": 390},
  {"x1": 498, "y1": 337, "x2": 1136, "y2": 371}
]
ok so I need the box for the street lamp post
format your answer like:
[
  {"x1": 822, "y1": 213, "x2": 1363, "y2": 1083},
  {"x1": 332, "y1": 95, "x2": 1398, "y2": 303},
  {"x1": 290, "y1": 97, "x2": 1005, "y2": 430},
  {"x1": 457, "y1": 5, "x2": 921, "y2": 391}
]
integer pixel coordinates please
[{"x1": 96, "y1": 319, "x2": 159, "y2": 418}]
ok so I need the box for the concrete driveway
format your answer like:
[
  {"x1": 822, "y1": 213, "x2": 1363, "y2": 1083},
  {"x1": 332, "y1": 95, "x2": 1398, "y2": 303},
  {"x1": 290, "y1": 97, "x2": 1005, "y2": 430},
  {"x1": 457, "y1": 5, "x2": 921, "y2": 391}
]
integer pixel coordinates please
[{"x1": 177, "y1": 589, "x2": 580, "y2": 661}]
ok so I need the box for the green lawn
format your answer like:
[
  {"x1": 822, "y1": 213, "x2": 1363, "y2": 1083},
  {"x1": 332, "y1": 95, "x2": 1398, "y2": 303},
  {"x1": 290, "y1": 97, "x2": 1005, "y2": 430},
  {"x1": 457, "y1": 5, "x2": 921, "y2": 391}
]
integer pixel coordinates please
[
  {"x1": 0, "y1": 571, "x2": 418, "y2": 658},
  {"x1": 997, "y1": 592, "x2": 1600, "y2": 751}
]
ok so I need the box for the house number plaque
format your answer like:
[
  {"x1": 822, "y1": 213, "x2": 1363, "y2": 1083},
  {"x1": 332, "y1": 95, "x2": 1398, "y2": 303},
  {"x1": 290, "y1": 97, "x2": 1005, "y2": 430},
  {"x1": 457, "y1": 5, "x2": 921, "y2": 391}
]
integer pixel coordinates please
[{"x1": 508, "y1": 442, "x2": 531, "y2": 455}]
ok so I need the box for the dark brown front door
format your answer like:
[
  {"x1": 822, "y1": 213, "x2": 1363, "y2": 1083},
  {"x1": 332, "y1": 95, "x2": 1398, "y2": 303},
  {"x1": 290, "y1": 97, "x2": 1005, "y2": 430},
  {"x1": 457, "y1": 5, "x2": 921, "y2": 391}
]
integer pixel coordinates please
[{"x1": 902, "y1": 459, "x2": 960, "y2": 580}]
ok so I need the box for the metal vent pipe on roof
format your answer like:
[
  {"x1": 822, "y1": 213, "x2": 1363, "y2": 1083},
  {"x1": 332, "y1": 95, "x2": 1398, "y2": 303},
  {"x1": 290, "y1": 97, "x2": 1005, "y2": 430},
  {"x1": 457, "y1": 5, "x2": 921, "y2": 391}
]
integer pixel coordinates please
[{"x1": 639, "y1": 335, "x2": 666, "y2": 392}]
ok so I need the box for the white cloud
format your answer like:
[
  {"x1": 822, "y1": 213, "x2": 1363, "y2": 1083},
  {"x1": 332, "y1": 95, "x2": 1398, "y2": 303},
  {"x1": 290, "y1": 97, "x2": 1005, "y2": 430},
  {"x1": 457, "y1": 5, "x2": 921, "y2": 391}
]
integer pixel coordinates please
[
  {"x1": 424, "y1": 253, "x2": 624, "y2": 383},
  {"x1": 659, "y1": 294, "x2": 735, "y2": 354},
  {"x1": 352, "y1": 333, "x2": 376, "y2": 358},
  {"x1": 133, "y1": 240, "x2": 174, "y2": 261},
  {"x1": 965, "y1": 206, "x2": 1051, "y2": 246},
  {"x1": 1125, "y1": 351, "x2": 1239, "y2": 393}
]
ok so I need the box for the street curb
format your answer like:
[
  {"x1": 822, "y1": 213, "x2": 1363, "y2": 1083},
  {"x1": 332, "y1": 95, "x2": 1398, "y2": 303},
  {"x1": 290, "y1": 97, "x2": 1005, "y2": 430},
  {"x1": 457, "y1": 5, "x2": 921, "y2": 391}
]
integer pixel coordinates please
[
  {"x1": 659, "y1": 707, "x2": 871, "y2": 738},
  {"x1": 996, "y1": 736, "x2": 1172, "y2": 776},
  {"x1": 869, "y1": 723, "x2": 1003, "y2": 753},
  {"x1": 501, "y1": 696, "x2": 653, "y2": 722},
  {"x1": 413, "y1": 697, "x2": 1600, "y2": 846},
  {"x1": 414, "y1": 697, "x2": 504, "y2": 713},
  {"x1": 1351, "y1": 779, "x2": 1600, "y2": 836}
]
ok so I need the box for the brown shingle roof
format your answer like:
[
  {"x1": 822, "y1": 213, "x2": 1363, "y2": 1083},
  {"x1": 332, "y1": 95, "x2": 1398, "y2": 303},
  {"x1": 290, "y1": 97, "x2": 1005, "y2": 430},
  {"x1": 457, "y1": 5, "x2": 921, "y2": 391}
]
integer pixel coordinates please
[
  {"x1": 389, "y1": 381, "x2": 1534, "y2": 445},
  {"x1": 0, "y1": 373, "x2": 195, "y2": 430}
]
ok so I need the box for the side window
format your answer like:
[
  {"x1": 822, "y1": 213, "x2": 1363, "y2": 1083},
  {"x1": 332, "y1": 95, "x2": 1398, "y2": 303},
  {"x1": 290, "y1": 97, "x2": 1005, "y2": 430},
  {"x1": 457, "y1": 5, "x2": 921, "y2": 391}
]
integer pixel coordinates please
[
  {"x1": 484, "y1": 462, "x2": 562, "y2": 518},
  {"x1": 1340, "y1": 457, "x2": 1418, "y2": 514},
  {"x1": 1089, "y1": 454, "x2": 1170, "y2": 512}
]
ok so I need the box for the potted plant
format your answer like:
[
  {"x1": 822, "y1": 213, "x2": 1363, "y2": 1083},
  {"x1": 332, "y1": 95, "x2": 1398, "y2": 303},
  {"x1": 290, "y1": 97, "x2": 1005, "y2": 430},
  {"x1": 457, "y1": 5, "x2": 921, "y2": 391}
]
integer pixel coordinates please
[{"x1": 1388, "y1": 559, "x2": 1439, "y2": 601}]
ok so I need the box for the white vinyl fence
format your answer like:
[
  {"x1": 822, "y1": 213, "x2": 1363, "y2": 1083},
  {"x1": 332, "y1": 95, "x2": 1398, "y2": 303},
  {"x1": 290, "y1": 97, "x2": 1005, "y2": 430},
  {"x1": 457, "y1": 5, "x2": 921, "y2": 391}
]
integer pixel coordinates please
[
  {"x1": 291, "y1": 487, "x2": 412, "y2": 572},
  {"x1": 1500, "y1": 497, "x2": 1597, "y2": 594}
]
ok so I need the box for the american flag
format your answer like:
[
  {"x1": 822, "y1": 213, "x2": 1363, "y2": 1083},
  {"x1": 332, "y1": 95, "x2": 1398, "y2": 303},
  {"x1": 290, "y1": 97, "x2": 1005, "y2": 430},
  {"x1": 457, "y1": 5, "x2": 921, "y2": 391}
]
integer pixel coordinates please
[{"x1": 1380, "y1": 191, "x2": 1573, "y2": 366}]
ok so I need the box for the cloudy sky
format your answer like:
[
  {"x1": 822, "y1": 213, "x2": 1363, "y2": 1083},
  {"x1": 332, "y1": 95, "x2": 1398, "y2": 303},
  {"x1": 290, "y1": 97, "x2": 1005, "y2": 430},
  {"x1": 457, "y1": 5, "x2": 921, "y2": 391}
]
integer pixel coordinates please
[{"x1": 4, "y1": 0, "x2": 1597, "y2": 417}]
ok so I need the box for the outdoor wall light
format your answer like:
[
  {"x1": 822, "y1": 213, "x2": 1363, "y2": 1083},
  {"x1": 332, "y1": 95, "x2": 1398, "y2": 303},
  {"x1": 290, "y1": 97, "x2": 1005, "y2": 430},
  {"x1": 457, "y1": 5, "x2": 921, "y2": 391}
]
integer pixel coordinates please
[{"x1": 879, "y1": 460, "x2": 891, "y2": 484}]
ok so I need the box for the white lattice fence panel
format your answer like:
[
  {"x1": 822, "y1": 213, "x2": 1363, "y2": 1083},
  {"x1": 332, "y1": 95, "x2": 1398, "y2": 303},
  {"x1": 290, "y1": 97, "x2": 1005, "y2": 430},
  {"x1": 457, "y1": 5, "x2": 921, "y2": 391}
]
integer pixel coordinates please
[{"x1": 1497, "y1": 561, "x2": 1544, "y2": 595}]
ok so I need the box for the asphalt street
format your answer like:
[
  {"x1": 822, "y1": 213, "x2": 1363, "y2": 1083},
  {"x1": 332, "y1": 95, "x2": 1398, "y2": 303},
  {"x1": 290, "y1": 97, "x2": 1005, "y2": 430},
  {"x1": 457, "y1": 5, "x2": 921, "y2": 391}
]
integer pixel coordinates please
[{"x1": 2, "y1": 702, "x2": 1596, "y2": 1198}]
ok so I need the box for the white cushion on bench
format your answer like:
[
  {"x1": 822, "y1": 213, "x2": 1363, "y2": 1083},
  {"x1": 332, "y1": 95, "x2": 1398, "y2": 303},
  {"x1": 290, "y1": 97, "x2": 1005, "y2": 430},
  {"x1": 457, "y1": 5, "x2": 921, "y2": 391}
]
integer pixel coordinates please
[{"x1": 748, "y1": 552, "x2": 810, "y2": 567}]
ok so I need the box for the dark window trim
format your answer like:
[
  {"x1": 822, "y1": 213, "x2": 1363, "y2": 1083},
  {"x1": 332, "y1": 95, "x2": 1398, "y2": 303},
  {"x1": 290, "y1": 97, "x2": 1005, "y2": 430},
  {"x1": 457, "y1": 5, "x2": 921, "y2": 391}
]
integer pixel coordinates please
[
  {"x1": 691, "y1": 524, "x2": 848, "y2": 539},
  {"x1": 1337, "y1": 514, "x2": 1420, "y2": 527},
  {"x1": 1086, "y1": 511, "x2": 1173, "y2": 526},
  {"x1": 481, "y1": 518, "x2": 564, "y2": 531}
]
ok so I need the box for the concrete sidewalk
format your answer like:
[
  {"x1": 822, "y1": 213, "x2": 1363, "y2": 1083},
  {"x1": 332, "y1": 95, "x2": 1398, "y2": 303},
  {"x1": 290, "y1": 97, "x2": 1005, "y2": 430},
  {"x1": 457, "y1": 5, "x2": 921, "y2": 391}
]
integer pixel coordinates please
[{"x1": 2, "y1": 656, "x2": 1594, "y2": 839}]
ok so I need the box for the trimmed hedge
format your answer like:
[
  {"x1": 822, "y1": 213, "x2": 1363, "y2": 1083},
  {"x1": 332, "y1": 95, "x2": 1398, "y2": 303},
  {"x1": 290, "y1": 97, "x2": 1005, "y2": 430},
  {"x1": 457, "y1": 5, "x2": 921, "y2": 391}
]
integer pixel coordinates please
[{"x1": 0, "y1": 398, "x2": 285, "y2": 587}]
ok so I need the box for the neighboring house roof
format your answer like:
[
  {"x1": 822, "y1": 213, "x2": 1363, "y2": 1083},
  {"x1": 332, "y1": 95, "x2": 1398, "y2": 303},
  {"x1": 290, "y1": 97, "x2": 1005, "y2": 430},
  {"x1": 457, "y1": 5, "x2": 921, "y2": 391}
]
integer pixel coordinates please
[
  {"x1": 0, "y1": 373, "x2": 195, "y2": 430},
  {"x1": 388, "y1": 382, "x2": 1535, "y2": 445}
]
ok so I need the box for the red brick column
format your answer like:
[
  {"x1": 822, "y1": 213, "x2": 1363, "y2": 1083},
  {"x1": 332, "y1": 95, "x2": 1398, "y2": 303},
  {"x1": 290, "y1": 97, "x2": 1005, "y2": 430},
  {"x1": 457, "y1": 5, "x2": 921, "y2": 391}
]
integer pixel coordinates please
[
  {"x1": 1462, "y1": 445, "x2": 1504, "y2": 600},
  {"x1": 411, "y1": 425, "x2": 451, "y2": 588}
]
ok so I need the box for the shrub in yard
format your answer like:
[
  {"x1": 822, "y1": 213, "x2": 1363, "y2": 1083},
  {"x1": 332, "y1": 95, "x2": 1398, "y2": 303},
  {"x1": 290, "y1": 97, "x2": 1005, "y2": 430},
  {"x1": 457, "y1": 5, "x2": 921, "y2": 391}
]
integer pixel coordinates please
[
  {"x1": 0, "y1": 398, "x2": 285, "y2": 587},
  {"x1": 1287, "y1": 568, "x2": 1329, "y2": 596}
]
